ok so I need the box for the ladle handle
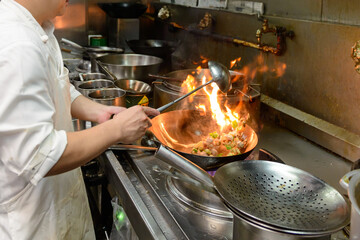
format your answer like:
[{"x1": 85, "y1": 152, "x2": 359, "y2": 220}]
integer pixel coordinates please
[
  {"x1": 157, "y1": 80, "x2": 213, "y2": 112},
  {"x1": 148, "y1": 74, "x2": 184, "y2": 82},
  {"x1": 154, "y1": 145, "x2": 215, "y2": 189},
  {"x1": 96, "y1": 60, "x2": 118, "y2": 82}
]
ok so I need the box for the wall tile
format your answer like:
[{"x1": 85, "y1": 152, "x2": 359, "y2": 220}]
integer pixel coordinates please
[{"x1": 322, "y1": 0, "x2": 360, "y2": 26}]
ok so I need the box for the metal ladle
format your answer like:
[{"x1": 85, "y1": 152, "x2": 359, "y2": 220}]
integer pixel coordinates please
[
  {"x1": 95, "y1": 60, "x2": 140, "y2": 95},
  {"x1": 157, "y1": 61, "x2": 231, "y2": 112}
]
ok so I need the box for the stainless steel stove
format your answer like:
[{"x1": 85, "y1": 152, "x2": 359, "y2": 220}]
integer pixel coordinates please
[
  {"x1": 102, "y1": 149, "x2": 233, "y2": 240},
  {"x1": 98, "y1": 121, "x2": 351, "y2": 240}
]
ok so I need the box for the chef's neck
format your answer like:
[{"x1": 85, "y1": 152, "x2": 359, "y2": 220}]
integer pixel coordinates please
[{"x1": 15, "y1": 0, "x2": 59, "y2": 25}]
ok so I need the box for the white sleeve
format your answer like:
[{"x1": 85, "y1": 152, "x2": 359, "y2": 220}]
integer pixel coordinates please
[
  {"x1": 70, "y1": 82, "x2": 82, "y2": 102},
  {"x1": 0, "y1": 41, "x2": 67, "y2": 185}
]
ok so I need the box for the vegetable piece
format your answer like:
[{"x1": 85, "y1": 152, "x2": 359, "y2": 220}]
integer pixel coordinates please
[
  {"x1": 232, "y1": 120, "x2": 238, "y2": 129},
  {"x1": 194, "y1": 141, "x2": 205, "y2": 151},
  {"x1": 209, "y1": 132, "x2": 219, "y2": 139},
  {"x1": 204, "y1": 149, "x2": 211, "y2": 156},
  {"x1": 211, "y1": 149, "x2": 218, "y2": 156},
  {"x1": 225, "y1": 144, "x2": 232, "y2": 150}
]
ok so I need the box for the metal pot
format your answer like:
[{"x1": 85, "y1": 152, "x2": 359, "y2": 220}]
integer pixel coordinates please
[
  {"x1": 96, "y1": 54, "x2": 163, "y2": 84},
  {"x1": 79, "y1": 73, "x2": 108, "y2": 81},
  {"x1": 114, "y1": 79, "x2": 152, "y2": 107},
  {"x1": 72, "y1": 73, "x2": 108, "y2": 89},
  {"x1": 340, "y1": 169, "x2": 360, "y2": 240},
  {"x1": 232, "y1": 213, "x2": 331, "y2": 240},
  {"x1": 72, "y1": 118, "x2": 86, "y2": 131},
  {"x1": 88, "y1": 88, "x2": 126, "y2": 107},
  {"x1": 77, "y1": 79, "x2": 115, "y2": 97}
]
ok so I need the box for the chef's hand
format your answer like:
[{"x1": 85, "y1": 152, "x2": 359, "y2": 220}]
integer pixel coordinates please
[
  {"x1": 142, "y1": 106, "x2": 160, "y2": 118},
  {"x1": 97, "y1": 106, "x2": 127, "y2": 124},
  {"x1": 113, "y1": 105, "x2": 160, "y2": 143}
]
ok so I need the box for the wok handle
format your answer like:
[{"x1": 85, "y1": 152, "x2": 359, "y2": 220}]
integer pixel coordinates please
[
  {"x1": 60, "y1": 38, "x2": 84, "y2": 51},
  {"x1": 109, "y1": 144, "x2": 157, "y2": 151},
  {"x1": 154, "y1": 145, "x2": 215, "y2": 189}
]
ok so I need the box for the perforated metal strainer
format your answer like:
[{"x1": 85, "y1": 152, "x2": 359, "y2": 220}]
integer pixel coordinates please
[{"x1": 214, "y1": 160, "x2": 350, "y2": 233}]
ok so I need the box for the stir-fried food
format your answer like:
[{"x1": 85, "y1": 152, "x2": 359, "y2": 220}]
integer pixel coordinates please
[{"x1": 191, "y1": 120, "x2": 248, "y2": 157}]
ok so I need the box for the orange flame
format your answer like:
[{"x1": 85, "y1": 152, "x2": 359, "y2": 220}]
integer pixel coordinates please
[
  {"x1": 146, "y1": 3, "x2": 155, "y2": 14},
  {"x1": 230, "y1": 57, "x2": 242, "y2": 69},
  {"x1": 195, "y1": 104, "x2": 207, "y2": 113},
  {"x1": 181, "y1": 75, "x2": 197, "y2": 102},
  {"x1": 182, "y1": 55, "x2": 287, "y2": 132},
  {"x1": 273, "y1": 62, "x2": 287, "y2": 78},
  {"x1": 180, "y1": 58, "x2": 250, "y2": 131},
  {"x1": 192, "y1": 56, "x2": 210, "y2": 67}
]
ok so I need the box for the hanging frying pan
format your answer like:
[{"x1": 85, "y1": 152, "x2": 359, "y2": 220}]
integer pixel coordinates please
[{"x1": 98, "y1": 2, "x2": 147, "y2": 19}]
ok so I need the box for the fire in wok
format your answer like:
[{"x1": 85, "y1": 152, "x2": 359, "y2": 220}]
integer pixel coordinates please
[
  {"x1": 149, "y1": 58, "x2": 258, "y2": 170},
  {"x1": 149, "y1": 110, "x2": 258, "y2": 170}
]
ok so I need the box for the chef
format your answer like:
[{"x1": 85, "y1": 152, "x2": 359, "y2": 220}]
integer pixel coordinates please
[{"x1": 0, "y1": 0, "x2": 159, "y2": 239}]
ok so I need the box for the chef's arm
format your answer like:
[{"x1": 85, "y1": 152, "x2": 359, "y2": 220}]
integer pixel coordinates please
[
  {"x1": 46, "y1": 105, "x2": 159, "y2": 176},
  {"x1": 46, "y1": 119, "x2": 118, "y2": 176},
  {"x1": 70, "y1": 95, "x2": 126, "y2": 123}
]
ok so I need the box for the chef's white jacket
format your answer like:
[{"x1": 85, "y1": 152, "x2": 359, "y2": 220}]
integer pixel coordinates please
[{"x1": 0, "y1": 0, "x2": 95, "y2": 239}]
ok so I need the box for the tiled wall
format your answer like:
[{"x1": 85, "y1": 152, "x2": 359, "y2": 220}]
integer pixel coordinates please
[
  {"x1": 56, "y1": 0, "x2": 360, "y2": 137},
  {"x1": 141, "y1": 1, "x2": 360, "y2": 136}
]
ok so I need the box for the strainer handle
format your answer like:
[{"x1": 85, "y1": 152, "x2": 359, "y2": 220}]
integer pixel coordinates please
[
  {"x1": 340, "y1": 169, "x2": 360, "y2": 190},
  {"x1": 154, "y1": 145, "x2": 215, "y2": 189}
]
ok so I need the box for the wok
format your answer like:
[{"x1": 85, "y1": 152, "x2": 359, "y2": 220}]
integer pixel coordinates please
[
  {"x1": 148, "y1": 110, "x2": 258, "y2": 170},
  {"x1": 60, "y1": 38, "x2": 124, "y2": 54},
  {"x1": 96, "y1": 54, "x2": 163, "y2": 83},
  {"x1": 126, "y1": 39, "x2": 179, "y2": 58},
  {"x1": 98, "y1": 2, "x2": 147, "y2": 18},
  {"x1": 110, "y1": 110, "x2": 257, "y2": 170}
]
